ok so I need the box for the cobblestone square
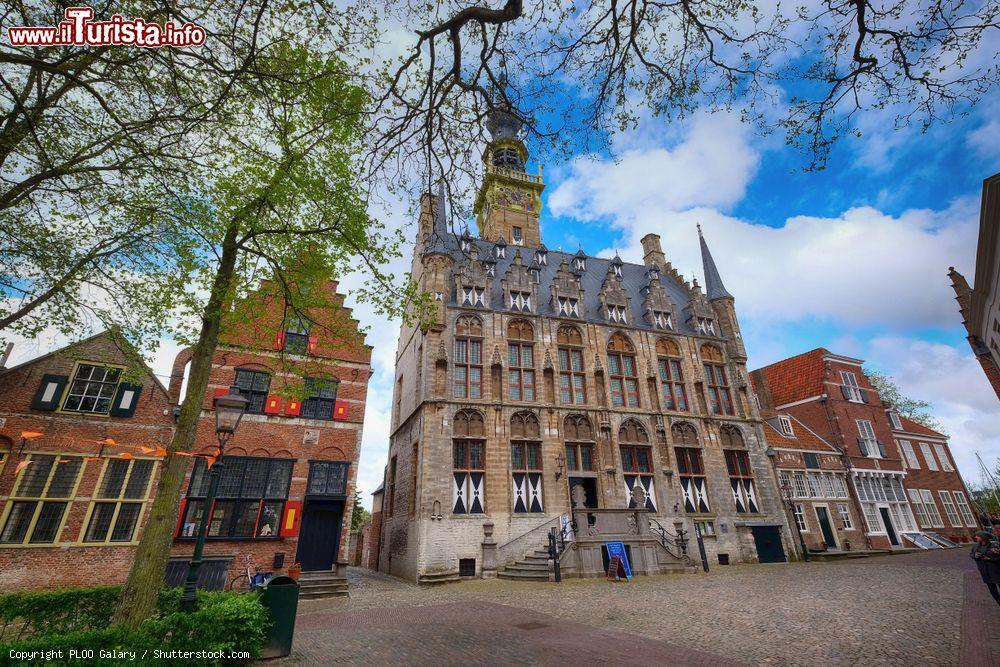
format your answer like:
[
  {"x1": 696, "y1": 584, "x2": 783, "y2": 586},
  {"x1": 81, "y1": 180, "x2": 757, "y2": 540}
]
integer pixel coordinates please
[{"x1": 282, "y1": 549, "x2": 999, "y2": 666}]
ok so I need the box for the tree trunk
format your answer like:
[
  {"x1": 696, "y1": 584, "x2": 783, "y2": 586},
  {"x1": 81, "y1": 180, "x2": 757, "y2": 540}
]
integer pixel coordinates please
[{"x1": 113, "y1": 221, "x2": 241, "y2": 628}]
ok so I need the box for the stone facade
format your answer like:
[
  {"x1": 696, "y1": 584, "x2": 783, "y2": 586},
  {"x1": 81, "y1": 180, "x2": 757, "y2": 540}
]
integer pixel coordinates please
[
  {"x1": 0, "y1": 332, "x2": 174, "y2": 590},
  {"x1": 378, "y1": 117, "x2": 793, "y2": 582},
  {"x1": 167, "y1": 278, "x2": 371, "y2": 586}
]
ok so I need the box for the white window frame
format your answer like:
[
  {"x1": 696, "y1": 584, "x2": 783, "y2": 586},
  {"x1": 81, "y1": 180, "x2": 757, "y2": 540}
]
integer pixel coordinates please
[
  {"x1": 938, "y1": 491, "x2": 961, "y2": 527},
  {"x1": 558, "y1": 297, "x2": 579, "y2": 317},
  {"x1": 836, "y1": 503, "x2": 854, "y2": 529},
  {"x1": 495, "y1": 244, "x2": 505, "y2": 259},
  {"x1": 509, "y1": 291, "x2": 531, "y2": 313},
  {"x1": 856, "y1": 420, "x2": 879, "y2": 458},
  {"x1": 574, "y1": 257, "x2": 586, "y2": 271},
  {"x1": 653, "y1": 311, "x2": 672, "y2": 330},
  {"x1": 697, "y1": 317, "x2": 716, "y2": 335},
  {"x1": 612, "y1": 264, "x2": 622, "y2": 278},
  {"x1": 899, "y1": 440, "x2": 920, "y2": 469},
  {"x1": 607, "y1": 305, "x2": 627, "y2": 324},
  {"x1": 888, "y1": 411, "x2": 902, "y2": 430},
  {"x1": 793, "y1": 504, "x2": 807, "y2": 531},
  {"x1": 933, "y1": 444, "x2": 954, "y2": 472},
  {"x1": 919, "y1": 489, "x2": 944, "y2": 527},
  {"x1": 840, "y1": 371, "x2": 863, "y2": 402},
  {"x1": 919, "y1": 442, "x2": 939, "y2": 471},
  {"x1": 778, "y1": 416, "x2": 794, "y2": 436},
  {"x1": 953, "y1": 491, "x2": 978, "y2": 527},
  {"x1": 461, "y1": 286, "x2": 485, "y2": 307}
]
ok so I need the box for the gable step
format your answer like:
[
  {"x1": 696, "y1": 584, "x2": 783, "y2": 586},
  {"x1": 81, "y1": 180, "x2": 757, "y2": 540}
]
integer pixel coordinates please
[
  {"x1": 503, "y1": 562, "x2": 549, "y2": 572},
  {"x1": 498, "y1": 568, "x2": 549, "y2": 581},
  {"x1": 418, "y1": 572, "x2": 462, "y2": 586}
]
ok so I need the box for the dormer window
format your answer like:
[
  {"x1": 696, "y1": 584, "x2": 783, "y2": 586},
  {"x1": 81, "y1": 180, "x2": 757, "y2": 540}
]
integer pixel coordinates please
[
  {"x1": 485, "y1": 262, "x2": 495, "y2": 277},
  {"x1": 434, "y1": 291, "x2": 444, "y2": 301},
  {"x1": 613, "y1": 264, "x2": 622, "y2": 278},
  {"x1": 574, "y1": 257, "x2": 586, "y2": 271},
  {"x1": 558, "y1": 297, "x2": 579, "y2": 317},
  {"x1": 653, "y1": 311, "x2": 673, "y2": 330},
  {"x1": 888, "y1": 411, "x2": 902, "y2": 430},
  {"x1": 535, "y1": 249, "x2": 547, "y2": 266},
  {"x1": 495, "y1": 244, "x2": 505, "y2": 259},
  {"x1": 461, "y1": 286, "x2": 485, "y2": 307},
  {"x1": 528, "y1": 268, "x2": 540, "y2": 284},
  {"x1": 460, "y1": 236, "x2": 472, "y2": 252},
  {"x1": 512, "y1": 226, "x2": 523, "y2": 246},
  {"x1": 648, "y1": 266, "x2": 660, "y2": 280},
  {"x1": 510, "y1": 291, "x2": 531, "y2": 312},
  {"x1": 607, "y1": 305, "x2": 628, "y2": 323},
  {"x1": 778, "y1": 416, "x2": 794, "y2": 437},
  {"x1": 697, "y1": 317, "x2": 716, "y2": 335}
]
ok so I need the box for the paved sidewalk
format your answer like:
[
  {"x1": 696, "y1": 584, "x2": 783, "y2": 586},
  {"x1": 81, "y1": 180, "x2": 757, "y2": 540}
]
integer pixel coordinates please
[{"x1": 281, "y1": 549, "x2": 998, "y2": 666}]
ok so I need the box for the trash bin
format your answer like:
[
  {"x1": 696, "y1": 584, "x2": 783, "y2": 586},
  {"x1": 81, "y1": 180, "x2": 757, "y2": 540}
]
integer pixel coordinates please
[{"x1": 259, "y1": 575, "x2": 300, "y2": 659}]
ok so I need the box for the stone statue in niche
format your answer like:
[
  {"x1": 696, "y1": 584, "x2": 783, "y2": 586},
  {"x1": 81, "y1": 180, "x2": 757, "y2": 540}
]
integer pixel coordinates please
[
  {"x1": 631, "y1": 482, "x2": 647, "y2": 509},
  {"x1": 571, "y1": 483, "x2": 587, "y2": 509}
]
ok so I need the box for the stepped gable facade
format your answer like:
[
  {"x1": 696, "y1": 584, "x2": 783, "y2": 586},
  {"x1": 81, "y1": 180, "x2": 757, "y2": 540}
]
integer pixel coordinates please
[{"x1": 378, "y1": 110, "x2": 792, "y2": 582}]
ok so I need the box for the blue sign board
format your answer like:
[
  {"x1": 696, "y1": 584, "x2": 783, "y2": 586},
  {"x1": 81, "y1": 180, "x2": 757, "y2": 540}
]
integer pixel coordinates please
[{"x1": 605, "y1": 541, "x2": 632, "y2": 579}]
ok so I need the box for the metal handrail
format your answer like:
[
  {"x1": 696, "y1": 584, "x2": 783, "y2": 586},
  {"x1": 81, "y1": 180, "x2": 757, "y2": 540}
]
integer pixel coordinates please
[
  {"x1": 547, "y1": 516, "x2": 578, "y2": 583},
  {"x1": 648, "y1": 518, "x2": 697, "y2": 567}
]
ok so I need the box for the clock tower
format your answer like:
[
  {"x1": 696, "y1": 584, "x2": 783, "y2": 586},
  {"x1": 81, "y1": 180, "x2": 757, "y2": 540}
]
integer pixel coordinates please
[{"x1": 473, "y1": 107, "x2": 545, "y2": 247}]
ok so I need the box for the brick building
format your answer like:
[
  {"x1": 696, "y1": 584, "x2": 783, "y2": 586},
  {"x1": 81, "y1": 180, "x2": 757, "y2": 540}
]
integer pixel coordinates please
[
  {"x1": 949, "y1": 172, "x2": 1000, "y2": 400},
  {"x1": 378, "y1": 109, "x2": 792, "y2": 582},
  {"x1": 362, "y1": 483, "x2": 383, "y2": 569},
  {"x1": 751, "y1": 349, "x2": 918, "y2": 549},
  {"x1": 760, "y1": 411, "x2": 868, "y2": 552},
  {"x1": 166, "y1": 278, "x2": 371, "y2": 596},
  {"x1": 752, "y1": 349, "x2": 979, "y2": 550},
  {"x1": 0, "y1": 332, "x2": 174, "y2": 590},
  {"x1": 888, "y1": 413, "x2": 979, "y2": 543}
]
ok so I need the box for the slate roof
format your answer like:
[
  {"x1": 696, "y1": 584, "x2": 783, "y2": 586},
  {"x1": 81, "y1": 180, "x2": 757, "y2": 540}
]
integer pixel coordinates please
[
  {"x1": 752, "y1": 348, "x2": 830, "y2": 407},
  {"x1": 428, "y1": 233, "x2": 710, "y2": 337},
  {"x1": 699, "y1": 225, "x2": 733, "y2": 300}
]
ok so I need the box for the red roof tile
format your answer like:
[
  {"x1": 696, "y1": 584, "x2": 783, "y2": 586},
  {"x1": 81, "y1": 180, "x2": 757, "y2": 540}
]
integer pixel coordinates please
[
  {"x1": 760, "y1": 411, "x2": 839, "y2": 453},
  {"x1": 753, "y1": 348, "x2": 829, "y2": 407},
  {"x1": 896, "y1": 416, "x2": 946, "y2": 438}
]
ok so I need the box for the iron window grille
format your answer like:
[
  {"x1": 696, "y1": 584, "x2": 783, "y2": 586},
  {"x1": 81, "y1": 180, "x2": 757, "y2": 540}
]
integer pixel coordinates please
[
  {"x1": 307, "y1": 461, "x2": 349, "y2": 496},
  {"x1": 181, "y1": 456, "x2": 293, "y2": 540},
  {"x1": 302, "y1": 377, "x2": 339, "y2": 420}
]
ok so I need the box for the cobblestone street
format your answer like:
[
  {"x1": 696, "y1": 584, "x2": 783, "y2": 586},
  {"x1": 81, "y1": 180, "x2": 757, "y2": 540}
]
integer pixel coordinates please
[{"x1": 280, "y1": 549, "x2": 1000, "y2": 666}]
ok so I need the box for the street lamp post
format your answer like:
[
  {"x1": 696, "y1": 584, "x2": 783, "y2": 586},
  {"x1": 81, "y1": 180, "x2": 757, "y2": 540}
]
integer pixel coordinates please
[{"x1": 180, "y1": 386, "x2": 248, "y2": 613}]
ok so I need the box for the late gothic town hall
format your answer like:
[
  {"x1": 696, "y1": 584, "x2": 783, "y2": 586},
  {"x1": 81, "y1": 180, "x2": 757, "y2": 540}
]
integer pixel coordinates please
[{"x1": 378, "y1": 110, "x2": 792, "y2": 582}]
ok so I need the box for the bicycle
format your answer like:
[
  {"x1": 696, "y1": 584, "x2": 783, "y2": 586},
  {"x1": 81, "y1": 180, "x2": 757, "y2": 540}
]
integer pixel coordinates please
[{"x1": 228, "y1": 554, "x2": 273, "y2": 592}]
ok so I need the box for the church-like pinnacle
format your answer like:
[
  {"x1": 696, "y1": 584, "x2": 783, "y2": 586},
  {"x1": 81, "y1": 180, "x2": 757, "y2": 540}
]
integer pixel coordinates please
[{"x1": 698, "y1": 223, "x2": 734, "y2": 300}]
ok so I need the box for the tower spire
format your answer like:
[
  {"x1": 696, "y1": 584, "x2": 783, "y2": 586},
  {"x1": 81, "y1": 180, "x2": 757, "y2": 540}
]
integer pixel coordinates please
[{"x1": 698, "y1": 224, "x2": 733, "y2": 300}]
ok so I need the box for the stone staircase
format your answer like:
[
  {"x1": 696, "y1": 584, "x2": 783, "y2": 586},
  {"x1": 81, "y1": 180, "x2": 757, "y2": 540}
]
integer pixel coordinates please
[
  {"x1": 297, "y1": 570, "x2": 349, "y2": 599},
  {"x1": 498, "y1": 547, "x2": 550, "y2": 581}
]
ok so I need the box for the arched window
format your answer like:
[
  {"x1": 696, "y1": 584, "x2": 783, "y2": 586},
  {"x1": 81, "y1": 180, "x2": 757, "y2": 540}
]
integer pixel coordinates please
[
  {"x1": 453, "y1": 410, "x2": 485, "y2": 514},
  {"x1": 701, "y1": 344, "x2": 733, "y2": 415},
  {"x1": 511, "y1": 412, "x2": 542, "y2": 513},
  {"x1": 454, "y1": 316, "x2": 483, "y2": 399},
  {"x1": 720, "y1": 425, "x2": 745, "y2": 448},
  {"x1": 656, "y1": 339, "x2": 688, "y2": 412},
  {"x1": 671, "y1": 422, "x2": 699, "y2": 446},
  {"x1": 508, "y1": 320, "x2": 535, "y2": 401},
  {"x1": 563, "y1": 414, "x2": 595, "y2": 475},
  {"x1": 607, "y1": 334, "x2": 639, "y2": 408},
  {"x1": 557, "y1": 326, "x2": 586, "y2": 404},
  {"x1": 619, "y1": 419, "x2": 655, "y2": 510}
]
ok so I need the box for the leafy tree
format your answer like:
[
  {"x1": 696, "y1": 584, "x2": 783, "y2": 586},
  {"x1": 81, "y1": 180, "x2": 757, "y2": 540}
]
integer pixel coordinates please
[
  {"x1": 865, "y1": 369, "x2": 942, "y2": 432},
  {"x1": 112, "y1": 42, "x2": 425, "y2": 628},
  {"x1": 351, "y1": 492, "x2": 372, "y2": 531}
]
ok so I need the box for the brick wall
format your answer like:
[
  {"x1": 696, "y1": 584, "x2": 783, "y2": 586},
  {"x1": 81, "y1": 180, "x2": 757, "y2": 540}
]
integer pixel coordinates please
[{"x1": 0, "y1": 332, "x2": 174, "y2": 591}]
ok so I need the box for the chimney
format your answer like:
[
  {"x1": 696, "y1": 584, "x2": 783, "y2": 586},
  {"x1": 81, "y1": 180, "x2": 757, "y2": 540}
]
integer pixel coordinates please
[{"x1": 641, "y1": 233, "x2": 666, "y2": 273}]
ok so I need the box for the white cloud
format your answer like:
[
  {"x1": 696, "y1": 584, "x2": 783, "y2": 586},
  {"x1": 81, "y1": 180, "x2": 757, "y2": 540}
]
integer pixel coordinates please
[
  {"x1": 864, "y1": 336, "x2": 1000, "y2": 485},
  {"x1": 547, "y1": 113, "x2": 979, "y2": 331},
  {"x1": 967, "y1": 118, "x2": 1000, "y2": 161}
]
